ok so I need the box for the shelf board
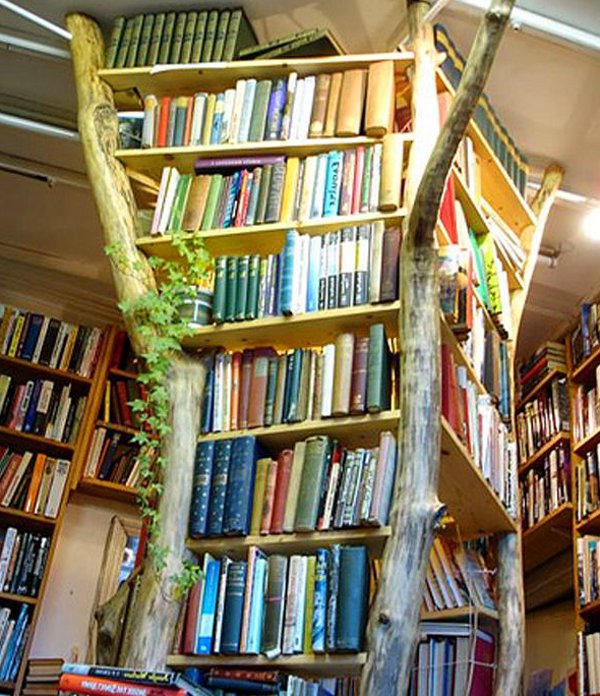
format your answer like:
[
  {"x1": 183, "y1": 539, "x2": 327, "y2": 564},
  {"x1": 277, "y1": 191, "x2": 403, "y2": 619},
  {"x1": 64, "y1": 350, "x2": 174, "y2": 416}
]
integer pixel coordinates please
[
  {"x1": 137, "y1": 210, "x2": 406, "y2": 260},
  {"x1": 182, "y1": 302, "x2": 400, "y2": 351},
  {"x1": 574, "y1": 427, "x2": 600, "y2": 457},
  {"x1": 0, "y1": 353, "x2": 93, "y2": 386},
  {"x1": 516, "y1": 367, "x2": 567, "y2": 412},
  {"x1": 579, "y1": 596, "x2": 600, "y2": 621},
  {"x1": 522, "y1": 502, "x2": 573, "y2": 573},
  {"x1": 100, "y1": 52, "x2": 414, "y2": 103},
  {"x1": 108, "y1": 367, "x2": 139, "y2": 380},
  {"x1": 518, "y1": 431, "x2": 570, "y2": 476},
  {"x1": 0, "y1": 682, "x2": 15, "y2": 692},
  {"x1": 166, "y1": 652, "x2": 366, "y2": 677},
  {"x1": 0, "y1": 506, "x2": 57, "y2": 528},
  {"x1": 571, "y1": 344, "x2": 600, "y2": 385},
  {"x1": 188, "y1": 526, "x2": 390, "y2": 559},
  {"x1": 0, "y1": 426, "x2": 74, "y2": 457},
  {"x1": 77, "y1": 477, "x2": 138, "y2": 505},
  {"x1": 421, "y1": 606, "x2": 498, "y2": 623},
  {"x1": 577, "y1": 507, "x2": 600, "y2": 535},
  {"x1": 96, "y1": 420, "x2": 140, "y2": 438},
  {"x1": 0, "y1": 591, "x2": 37, "y2": 605},
  {"x1": 439, "y1": 417, "x2": 517, "y2": 536}
]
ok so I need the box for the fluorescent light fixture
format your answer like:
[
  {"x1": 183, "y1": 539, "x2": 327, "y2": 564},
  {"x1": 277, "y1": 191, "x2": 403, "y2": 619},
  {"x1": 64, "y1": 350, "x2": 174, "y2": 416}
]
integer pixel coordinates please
[
  {"x1": 0, "y1": 111, "x2": 79, "y2": 141},
  {"x1": 0, "y1": 152, "x2": 88, "y2": 189},
  {"x1": 527, "y1": 181, "x2": 590, "y2": 206},
  {"x1": 0, "y1": 0, "x2": 71, "y2": 41},
  {"x1": 583, "y1": 207, "x2": 600, "y2": 241},
  {"x1": 0, "y1": 27, "x2": 70, "y2": 60}
]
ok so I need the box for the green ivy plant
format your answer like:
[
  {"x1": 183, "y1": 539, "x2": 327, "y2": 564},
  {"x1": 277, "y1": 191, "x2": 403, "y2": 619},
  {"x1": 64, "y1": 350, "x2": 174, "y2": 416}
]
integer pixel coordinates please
[{"x1": 105, "y1": 228, "x2": 211, "y2": 596}]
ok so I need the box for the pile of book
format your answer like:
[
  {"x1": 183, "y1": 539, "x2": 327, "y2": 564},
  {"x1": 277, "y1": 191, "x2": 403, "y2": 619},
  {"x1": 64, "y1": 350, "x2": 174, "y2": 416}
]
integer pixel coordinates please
[
  {"x1": 518, "y1": 341, "x2": 566, "y2": 401},
  {"x1": 516, "y1": 373, "x2": 570, "y2": 464},
  {"x1": 102, "y1": 377, "x2": 145, "y2": 429},
  {"x1": 423, "y1": 537, "x2": 495, "y2": 614},
  {"x1": 83, "y1": 427, "x2": 143, "y2": 487},
  {"x1": 211, "y1": 225, "x2": 400, "y2": 324},
  {"x1": 179, "y1": 545, "x2": 369, "y2": 657},
  {"x1": 570, "y1": 301, "x2": 600, "y2": 368},
  {"x1": 140, "y1": 61, "x2": 397, "y2": 148},
  {"x1": 0, "y1": 528, "x2": 50, "y2": 597},
  {"x1": 434, "y1": 23, "x2": 529, "y2": 196},
  {"x1": 0, "y1": 374, "x2": 88, "y2": 445},
  {"x1": 520, "y1": 441, "x2": 570, "y2": 531},
  {"x1": 411, "y1": 622, "x2": 496, "y2": 696},
  {"x1": 0, "y1": 306, "x2": 104, "y2": 379},
  {"x1": 572, "y1": 370, "x2": 600, "y2": 444},
  {"x1": 577, "y1": 534, "x2": 600, "y2": 608},
  {"x1": 23, "y1": 658, "x2": 63, "y2": 696},
  {"x1": 189, "y1": 432, "x2": 397, "y2": 538},
  {"x1": 579, "y1": 631, "x2": 600, "y2": 696},
  {"x1": 575, "y1": 443, "x2": 600, "y2": 523},
  {"x1": 198, "y1": 669, "x2": 359, "y2": 695},
  {"x1": 0, "y1": 603, "x2": 31, "y2": 684},
  {"x1": 0, "y1": 448, "x2": 70, "y2": 518},
  {"x1": 199, "y1": 326, "x2": 395, "y2": 435},
  {"x1": 105, "y1": 9, "x2": 257, "y2": 68}
]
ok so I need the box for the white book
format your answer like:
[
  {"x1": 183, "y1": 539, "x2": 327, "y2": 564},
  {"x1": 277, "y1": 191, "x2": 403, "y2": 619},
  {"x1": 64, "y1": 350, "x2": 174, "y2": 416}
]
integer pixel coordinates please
[
  {"x1": 31, "y1": 316, "x2": 50, "y2": 364},
  {"x1": 85, "y1": 427, "x2": 107, "y2": 477},
  {"x1": 229, "y1": 79, "x2": 247, "y2": 144},
  {"x1": 339, "y1": 227, "x2": 356, "y2": 307},
  {"x1": 282, "y1": 441, "x2": 306, "y2": 533},
  {"x1": 237, "y1": 78, "x2": 257, "y2": 143},
  {"x1": 142, "y1": 94, "x2": 158, "y2": 147},
  {"x1": 320, "y1": 343, "x2": 336, "y2": 417},
  {"x1": 80, "y1": 327, "x2": 102, "y2": 378},
  {"x1": 307, "y1": 235, "x2": 322, "y2": 313},
  {"x1": 48, "y1": 323, "x2": 68, "y2": 368},
  {"x1": 296, "y1": 75, "x2": 316, "y2": 141},
  {"x1": 282, "y1": 555, "x2": 300, "y2": 655},
  {"x1": 190, "y1": 92, "x2": 208, "y2": 146},
  {"x1": 367, "y1": 224, "x2": 384, "y2": 301},
  {"x1": 222, "y1": 353, "x2": 232, "y2": 432},
  {"x1": 306, "y1": 351, "x2": 317, "y2": 421},
  {"x1": 0, "y1": 527, "x2": 17, "y2": 588},
  {"x1": 280, "y1": 71, "x2": 298, "y2": 140},
  {"x1": 293, "y1": 235, "x2": 310, "y2": 315},
  {"x1": 212, "y1": 353, "x2": 224, "y2": 433},
  {"x1": 320, "y1": 456, "x2": 342, "y2": 531},
  {"x1": 293, "y1": 556, "x2": 308, "y2": 653},
  {"x1": 212, "y1": 555, "x2": 232, "y2": 653},
  {"x1": 220, "y1": 88, "x2": 236, "y2": 144},
  {"x1": 157, "y1": 167, "x2": 181, "y2": 234},
  {"x1": 150, "y1": 166, "x2": 173, "y2": 235},
  {"x1": 369, "y1": 142, "x2": 383, "y2": 212},
  {"x1": 290, "y1": 233, "x2": 304, "y2": 316},
  {"x1": 310, "y1": 153, "x2": 329, "y2": 219},
  {"x1": 49, "y1": 384, "x2": 71, "y2": 441},
  {"x1": 298, "y1": 155, "x2": 318, "y2": 222},
  {"x1": 34, "y1": 458, "x2": 56, "y2": 516},
  {"x1": 2, "y1": 451, "x2": 33, "y2": 507},
  {"x1": 44, "y1": 459, "x2": 70, "y2": 518},
  {"x1": 0, "y1": 622, "x2": 15, "y2": 665},
  {"x1": 358, "y1": 448, "x2": 379, "y2": 523},
  {"x1": 288, "y1": 78, "x2": 305, "y2": 142}
]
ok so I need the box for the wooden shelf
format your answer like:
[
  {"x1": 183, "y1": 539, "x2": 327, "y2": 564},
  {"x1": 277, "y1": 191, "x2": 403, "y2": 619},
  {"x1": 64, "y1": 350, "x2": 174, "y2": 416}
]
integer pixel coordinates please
[
  {"x1": 166, "y1": 652, "x2": 366, "y2": 677},
  {"x1": 77, "y1": 477, "x2": 138, "y2": 504},
  {"x1": 574, "y1": 426, "x2": 600, "y2": 457},
  {"x1": 0, "y1": 506, "x2": 57, "y2": 529},
  {"x1": 0, "y1": 591, "x2": 37, "y2": 606},
  {"x1": 99, "y1": 51, "x2": 414, "y2": 102},
  {"x1": 96, "y1": 420, "x2": 140, "y2": 438},
  {"x1": 137, "y1": 210, "x2": 406, "y2": 260},
  {"x1": 577, "y1": 507, "x2": 600, "y2": 535},
  {"x1": 421, "y1": 605, "x2": 498, "y2": 623},
  {"x1": 182, "y1": 302, "x2": 400, "y2": 351},
  {"x1": 571, "y1": 344, "x2": 600, "y2": 384},
  {"x1": 0, "y1": 682, "x2": 15, "y2": 692},
  {"x1": 522, "y1": 502, "x2": 573, "y2": 573},
  {"x1": 579, "y1": 596, "x2": 600, "y2": 621},
  {"x1": 0, "y1": 426, "x2": 74, "y2": 457},
  {"x1": 518, "y1": 431, "x2": 570, "y2": 476},
  {"x1": 0, "y1": 353, "x2": 93, "y2": 386},
  {"x1": 188, "y1": 526, "x2": 390, "y2": 559},
  {"x1": 440, "y1": 315, "x2": 488, "y2": 399},
  {"x1": 108, "y1": 367, "x2": 139, "y2": 380},
  {"x1": 516, "y1": 367, "x2": 567, "y2": 411}
]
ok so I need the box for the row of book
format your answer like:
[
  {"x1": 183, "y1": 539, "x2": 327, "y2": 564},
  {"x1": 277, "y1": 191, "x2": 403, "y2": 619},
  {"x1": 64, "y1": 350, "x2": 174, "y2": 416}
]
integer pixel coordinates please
[
  {"x1": 179, "y1": 545, "x2": 369, "y2": 657},
  {"x1": 0, "y1": 603, "x2": 30, "y2": 683},
  {"x1": 105, "y1": 9, "x2": 257, "y2": 68},
  {"x1": 0, "y1": 305, "x2": 104, "y2": 379},
  {"x1": 575, "y1": 443, "x2": 600, "y2": 523},
  {"x1": 22, "y1": 658, "x2": 64, "y2": 696},
  {"x1": 0, "y1": 528, "x2": 50, "y2": 597},
  {"x1": 189, "y1": 431, "x2": 397, "y2": 538},
  {"x1": 577, "y1": 534, "x2": 600, "y2": 608},
  {"x1": 198, "y1": 326, "x2": 395, "y2": 436},
  {"x1": 572, "y1": 372, "x2": 600, "y2": 444},
  {"x1": 109, "y1": 330, "x2": 138, "y2": 373},
  {"x1": 516, "y1": 373, "x2": 570, "y2": 464},
  {"x1": 0, "y1": 447, "x2": 70, "y2": 519},
  {"x1": 140, "y1": 62, "x2": 396, "y2": 149},
  {"x1": 518, "y1": 341, "x2": 566, "y2": 401},
  {"x1": 520, "y1": 442, "x2": 570, "y2": 531},
  {"x1": 571, "y1": 301, "x2": 600, "y2": 369},
  {"x1": 0, "y1": 374, "x2": 88, "y2": 445},
  {"x1": 211, "y1": 225, "x2": 400, "y2": 324},
  {"x1": 102, "y1": 377, "x2": 145, "y2": 429},
  {"x1": 83, "y1": 427, "x2": 143, "y2": 488},
  {"x1": 579, "y1": 631, "x2": 600, "y2": 696},
  {"x1": 149, "y1": 139, "x2": 404, "y2": 236}
]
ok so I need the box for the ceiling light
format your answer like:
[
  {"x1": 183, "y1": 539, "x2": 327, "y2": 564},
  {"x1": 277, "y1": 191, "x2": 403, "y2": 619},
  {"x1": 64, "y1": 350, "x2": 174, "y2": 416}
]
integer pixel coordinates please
[
  {"x1": 583, "y1": 207, "x2": 600, "y2": 241},
  {"x1": 0, "y1": 111, "x2": 79, "y2": 141}
]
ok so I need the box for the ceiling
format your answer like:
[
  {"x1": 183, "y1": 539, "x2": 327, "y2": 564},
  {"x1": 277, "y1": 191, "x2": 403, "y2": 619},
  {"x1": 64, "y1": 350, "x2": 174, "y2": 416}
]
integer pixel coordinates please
[{"x1": 0, "y1": 0, "x2": 599, "y2": 358}]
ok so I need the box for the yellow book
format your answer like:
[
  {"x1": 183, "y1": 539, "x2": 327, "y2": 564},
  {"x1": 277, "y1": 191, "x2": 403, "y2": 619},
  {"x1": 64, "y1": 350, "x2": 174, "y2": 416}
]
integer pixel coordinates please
[
  {"x1": 250, "y1": 457, "x2": 270, "y2": 535},
  {"x1": 201, "y1": 93, "x2": 217, "y2": 146},
  {"x1": 59, "y1": 327, "x2": 79, "y2": 371},
  {"x1": 279, "y1": 157, "x2": 300, "y2": 222},
  {"x1": 103, "y1": 382, "x2": 111, "y2": 422},
  {"x1": 303, "y1": 555, "x2": 316, "y2": 654},
  {"x1": 7, "y1": 314, "x2": 25, "y2": 357}
]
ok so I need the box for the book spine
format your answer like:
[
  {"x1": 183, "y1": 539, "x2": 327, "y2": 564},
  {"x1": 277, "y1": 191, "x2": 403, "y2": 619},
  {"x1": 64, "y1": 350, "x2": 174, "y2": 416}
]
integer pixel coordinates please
[
  {"x1": 189, "y1": 441, "x2": 215, "y2": 537},
  {"x1": 220, "y1": 560, "x2": 247, "y2": 654},
  {"x1": 325, "y1": 544, "x2": 340, "y2": 652},
  {"x1": 206, "y1": 440, "x2": 232, "y2": 536},
  {"x1": 223, "y1": 436, "x2": 256, "y2": 535}
]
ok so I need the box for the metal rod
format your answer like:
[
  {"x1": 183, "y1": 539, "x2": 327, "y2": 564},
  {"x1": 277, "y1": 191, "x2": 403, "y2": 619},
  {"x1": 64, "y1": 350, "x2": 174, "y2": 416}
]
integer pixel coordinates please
[
  {"x1": 0, "y1": 112, "x2": 79, "y2": 141},
  {"x1": 0, "y1": 0, "x2": 71, "y2": 41},
  {"x1": 0, "y1": 27, "x2": 70, "y2": 60},
  {"x1": 0, "y1": 152, "x2": 88, "y2": 188}
]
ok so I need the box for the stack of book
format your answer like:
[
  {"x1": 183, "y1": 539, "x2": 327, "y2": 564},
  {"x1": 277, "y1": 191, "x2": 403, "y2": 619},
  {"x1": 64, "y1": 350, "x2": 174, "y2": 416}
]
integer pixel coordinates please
[
  {"x1": 0, "y1": 306, "x2": 104, "y2": 379},
  {"x1": 423, "y1": 536, "x2": 495, "y2": 614},
  {"x1": 573, "y1": 368, "x2": 600, "y2": 444},
  {"x1": 518, "y1": 341, "x2": 566, "y2": 401},
  {"x1": 180, "y1": 544, "x2": 370, "y2": 657},
  {"x1": 516, "y1": 373, "x2": 570, "y2": 464},
  {"x1": 200, "y1": 669, "x2": 359, "y2": 695},
  {"x1": 579, "y1": 631, "x2": 600, "y2": 695},
  {"x1": 0, "y1": 374, "x2": 87, "y2": 445},
  {"x1": 577, "y1": 534, "x2": 600, "y2": 608},
  {"x1": 83, "y1": 428, "x2": 144, "y2": 487},
  {"x1": 23, "y1": 658, "x2": 63, "y2": 696},
  {"x1": 571, "y1": 301, "x2": 600, "y2": 368},
  {"x1": 520, "y1": 441, "x2": 570, "y2": 530},
  {"x1": 575, "y1": 443, "x2": 600, "y2": 523},
  {"x1": 0, "y1": 603, "x2": 31, "y2": 684},
  {"x1": 0, "y1": 448, "x2": 70, "y2": 518},
  {"x1": 140, "y1": 62, "x2": 397, "y2": 148},
  {"x1": 189, "y1": 431, "x2": 397, "y2": 538},
  {"x1": 0, "y1": 528, "x2": 50, "y2": 597},
  {"x1": 105, "y1": 9, "x2": 257, "y2": 68},
  {"x1": 211, "y1": 226, "x2": 399, "y2": 324},
  {"x1": 199, "y1": 325, "x2": 395, "y2": 434},
  {"x1": 411, "y1": 622, "x2": 496, "y2": 696}
]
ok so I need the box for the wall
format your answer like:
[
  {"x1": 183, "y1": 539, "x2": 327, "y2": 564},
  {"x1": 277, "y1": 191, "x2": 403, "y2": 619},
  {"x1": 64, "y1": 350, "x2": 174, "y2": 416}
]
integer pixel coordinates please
[{"x1": 30, "y1": 494, "x2": 139, "y2": 661}]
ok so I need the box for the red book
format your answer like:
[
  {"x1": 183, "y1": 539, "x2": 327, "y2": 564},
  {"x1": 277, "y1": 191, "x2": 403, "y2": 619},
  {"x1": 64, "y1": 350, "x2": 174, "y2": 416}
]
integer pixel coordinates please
[
  {"x1": 0, "y1": 453, "x2": 22, "y2": 501},
  {"x1": 110, "y1": 330, "x2": 127, "y2": 369},
  {"x1": 234, "y1": 170, "x2": 250, "y2": 227},
  {"x1": 58, "y1": 674, "x2": 184, "y2": 696},
  {"x1": 439, "y1": 178, "x2": 458, "y2": 243},
  {"x1": 115, "y1": 381, "x2": 133, "y2": 427},
  {"x1": 182, "y1": 579, "x2": 203, "y2": 654},
  {"x1": 238, "y1": 349, "x2": 254, "y2": 430},
  {"x1": 183, "y1": 97, "x2": 194, "y2": 146},
  {"x1": 230, "y1": 351, "x2": 242, "y2": 431},
  {"x1": 349, "y1": 336, "x2": 370, "y2": 415},
  {"x1": 208, "y1": 668, "x2": 281, "y2": 683},
  {"x1": 441, "y1": 344, "x2": 462, "y2": 438},
  {"x1": 469, "y1": 630, "x2": 495, "y2": 695},
  {"x1": 156, "y1": 97, "x2": 172, "y2": 148},
  {"x1": 260, "y1": 459, "x2": 278, "y2": 534},
  {"x1": 270, "y1": 449, "x2": 293, "y2": 534},
  {"x1": 247, "y1": 348, "x2": 276, "y2": 429}
]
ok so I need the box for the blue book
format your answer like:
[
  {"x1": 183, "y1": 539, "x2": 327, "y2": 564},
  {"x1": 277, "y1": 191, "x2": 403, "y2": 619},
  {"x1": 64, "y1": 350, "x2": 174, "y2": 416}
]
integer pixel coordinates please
[
  {"x1": 196, "y1": 555, "x2": 221, "y2": 654},
  {"x1": 210, "y1": 93, "x2": 225, "y2": 145},
  {"x1": 220, "y1": 560, "x2": 248, "y2": 654},
  {"x1": 282, "y1": 349, "x2": 295, "y2": 422},
  {"x1": 1, "y1": 604, "x2": 29, "y2": 680},
  {"x1": 223, "y1": 171, "x2": 242, "y2": 228},
  {"x1": 284, "y1": 348, "x2": 303, "y2": 423},
  {"x1": 246, "y1": 555, "x2": 268, "y2": 654},
  {"x1": 189, "y1": 441, "x2": 215, "y2": 538},
  {"x1": 206, "y1": 439, "x2": 233, "y2": 536},
  {"x1": 200, "y1": 353, "x2": 215, "y2": 434},
  {"x1": 312, "y1": 547, "x2": 328, "y2": 653},
  {"x1": 325, "y1": 544, "x2": 340, "y2": 652},
  {"x1": 306, "y1": 235, "x2": 321, "y2": 313},
  {"x1": 237, "y1": 78, "x2": 257, "y2": 143},
  {"x1": 23, "y1": 379, "x2": 42, "y2": 433},
  {"x1": 335, "y1": 545, "x2": 368, "y2": 652},
  {"x1": 265, "y1": 78, "x2": 286, "y2": 140},
  {"x1": 323, "y1": 151, "x2": 343, "y2": 217},
  {"x1": 442, "y1": 638, "x2": 453, "y2": 696},
  {"x1": 20, "y1": 315, "x2": 43, "y2": 362},
  {"x1": 223, "y1": 436, "x2": 257, "y2": 535},
  {"x1": 279, "y1": 230, "x2": 298, "y2": 316},
  {"x1": 581, "y1": 302, "x2": 591, "y2": 357}
]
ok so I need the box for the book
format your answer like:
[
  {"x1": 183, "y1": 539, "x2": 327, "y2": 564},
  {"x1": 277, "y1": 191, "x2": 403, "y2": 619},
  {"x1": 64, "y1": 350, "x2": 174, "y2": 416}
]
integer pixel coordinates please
[
  {"x1": 261, "y1": 554, "x2": 288, "y2": 658},
  {"x1": 336, "y1": 69, "x2": 367, "y2": 137},
  {"x1": 365, "y1": 60, "x2": 395, "y2": 137},
  {"x1": 220, "y1": 560, "x2": 247, "y2": 654}
]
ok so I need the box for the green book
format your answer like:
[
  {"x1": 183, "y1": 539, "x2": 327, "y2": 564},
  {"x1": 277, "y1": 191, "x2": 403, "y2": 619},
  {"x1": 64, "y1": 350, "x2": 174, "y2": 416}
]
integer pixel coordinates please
[
  {"x1": 201, "y1": 9, "x2": 219, "y2": 62},
  {"x1": 222, "y1": 8, "x2": 257, "y2": 61},
  {"x1": 245, "y1": 254, "x2": 260, "y2": 320},
  {"x1": 114, "y1": 18, "x2": 134, "y2": 68},
  {"x1": 158, "y1": 12, "x2": 176, "y2": 64},
  {"x1": 263, "y1": 357, "x2": 279, "y2": 426},
  {"x1": 211, "y1": 10, "x2": 230, "y2": 62},
  {"x1": 190, "y1": 10, "x2": 208, "y2": 62},
  {"x1": 212, "y1": 256, "x2": 227, "y2": 324},
  {"x1": 469, "y1": 228, "x2": 489, "y2": 307},
  {"x1": 360, "y1": 146, "x2": 373, "y2": 212},
  {"x1": 294, "y1": 436, "x2": 329, "y2": 531},
  {"x1": 235, "y1": 255, "x2": 250, "y2": 321},
  {"x1": 105, "y1": 16, "x2": 125, "y2": 68},
  {"x1": 136, "y1": 14, "x2": 155, "y2": 66},
  {"x1": 125, "y1": 14, "x2": 144, "y2": 68},
  {"x1": 248, "y1": 80, "x2": 272, "y2": 142},
  {"x1": 147, "y1": 12, "x2": 165, "y2": 65},
  {"x1": 366, "y1": 323, "x2": 390, "y2": 413},
  {"x1": 225, "y1": 257, "x2": 238, "y2": 322},
  {"x1": 168, "y1": 174, "x2": 192, "y2": 231},
  {"x1": 169, "y1": 12, "x2": 187, "y2": 64},
  {"x1": 200, "y1": 175, "x2": 225, "y2": 230},
  {"x1": 254, "y1": 164, "x2": 272, "y2": 225},
  {"x1": 180, "y1": 11, "x2": 198, "y2": 63}
]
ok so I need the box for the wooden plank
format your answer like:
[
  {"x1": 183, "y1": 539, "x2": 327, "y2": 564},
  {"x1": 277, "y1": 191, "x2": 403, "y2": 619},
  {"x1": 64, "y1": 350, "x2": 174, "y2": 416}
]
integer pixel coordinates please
[
  {"x1": 78, "y1": 477, "x2": 138, "y2": 505},
  {"x1": 0, "y1": 426, "x2": 75, "y2": 457},
  {"x1": 572, "y1": 344, "x2": 600, "y2": 384},
  {"x1": 421, "y1": 606, "x2": 498, "y2": 622},
  {"x1": 109, "y1": 367, "x2": 139, "y2": 380},
  {"x1": 516, "y1": 367, "x2": 567, "y2": 411},
  {"x1": 0, "y1": 354, "x2": 93, "y2": 386},
  {"x1": 522, "y1": 502, "x2": 573, "y2": 573},
  {"x1": 0, "y1": 591, "x2": 37, "y2": 605},
  {"x1": 579, "y1": 596, "x2": 600, "y2": 621},
  {"x1": 574, "y1": 426, "x2": 600, "y2": 457},
  {"x1": 0, "y1": 507, "x2": 57, "y2": 529},
  {"x1": 96, "y1": 420, "x2": 140, "y2": 438},
  {"x1": 524, "y1": 548, "x2": 573, "y2": 613},
  {"x1": 576, "y1": 507, "x2": 600, "y2": 535},
  {"x1": 518, "y1": 431, "x2": 570, "y2": 476}
]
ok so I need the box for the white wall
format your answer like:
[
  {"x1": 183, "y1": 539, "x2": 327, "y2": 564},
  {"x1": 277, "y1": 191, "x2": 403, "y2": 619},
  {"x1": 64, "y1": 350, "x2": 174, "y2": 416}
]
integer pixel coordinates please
[{"x1": 30, "y1": 494, "x2": 138, "y2": 661}]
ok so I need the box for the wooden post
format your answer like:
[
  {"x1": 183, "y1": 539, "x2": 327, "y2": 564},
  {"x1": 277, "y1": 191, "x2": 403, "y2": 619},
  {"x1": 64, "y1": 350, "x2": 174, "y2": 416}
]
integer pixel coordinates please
[{"x1": 361, "y1": 1, "x2": 515, "y2": 693}]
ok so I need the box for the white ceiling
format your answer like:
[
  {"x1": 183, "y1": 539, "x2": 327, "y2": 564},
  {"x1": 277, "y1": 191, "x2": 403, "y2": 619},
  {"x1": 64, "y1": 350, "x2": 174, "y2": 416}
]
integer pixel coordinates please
[{"x1": 0, "y1": 0, "x2": 599, "y2": 357}]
